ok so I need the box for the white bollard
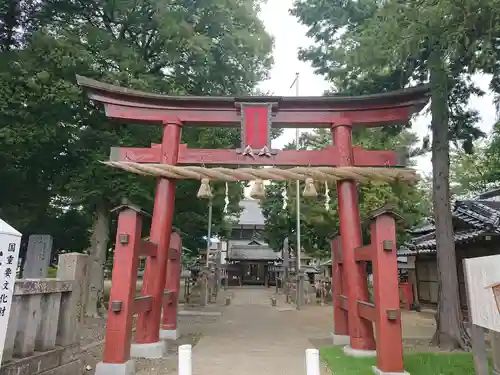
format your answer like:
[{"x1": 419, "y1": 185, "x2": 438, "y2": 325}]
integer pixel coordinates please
[
  {"x1": 179, "y1": 344, "x2": 192, "y2": 375},
  {"x1": 305, "y1": 348, "x2": 321, "y2": 375}
]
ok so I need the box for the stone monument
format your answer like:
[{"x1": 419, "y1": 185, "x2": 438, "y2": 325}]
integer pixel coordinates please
[{"x1": 23, "y1": 234, "x2": 52, "y2": 278}]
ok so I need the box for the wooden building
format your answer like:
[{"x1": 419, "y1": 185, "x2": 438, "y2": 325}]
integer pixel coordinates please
[
  {"x1": 225, "y1": 199, "x2": 280, "y2": 286},
  {"x1": 397, "y1": 190, "x2": 500, "y2": 307}
]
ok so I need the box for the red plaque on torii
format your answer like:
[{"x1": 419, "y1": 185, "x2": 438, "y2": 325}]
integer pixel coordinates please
[{"x1": 236, "y1": 103, "x2": 277, "y2": 158}]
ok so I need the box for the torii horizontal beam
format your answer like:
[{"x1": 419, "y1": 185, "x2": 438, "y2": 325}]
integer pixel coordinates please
[
  {"x1": 110, "y1": 144, "x2": 406, "y2": 167},
  {"x1": 76, "y1": 75, "x2": 430, "y2": 128}
]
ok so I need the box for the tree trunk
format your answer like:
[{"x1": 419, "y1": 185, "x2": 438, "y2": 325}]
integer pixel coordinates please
[
  {"x1": 85, "y1": 204, "x2": 109, "y2": 318},
  {"x1": 429, "y1": 49, "x2": 471, "y2": 350}
]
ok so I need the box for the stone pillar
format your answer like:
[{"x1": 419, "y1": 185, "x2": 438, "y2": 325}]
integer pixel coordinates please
[
  {"x1": 56, "y1": 253, "x2": 88, "y2": 347},
  {"x1": 491, "y1": 331, "x2": 500, "y2": 375},
  {"x1": 199, "y1": 270, "x2": 208, "y2": 306},
  {"x1": 215, "y1": 251, "x2": 221, "y2": 296},
  {"x1": 283, "y1": 238, "x2": 290, "y2": 302},
  {"x1": 56, "y1": 252, "x2": 88, "y2": 375},
  {"x1": 296, "y1": 271, "x2": 304, "y2": 309}
]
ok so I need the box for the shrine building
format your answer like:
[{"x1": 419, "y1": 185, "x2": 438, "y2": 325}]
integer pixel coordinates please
[
  {"x1": 224, "y1": 199, "x2": 280, "y2": 286},
  {"x1": 397, "y1": 188, "x2": 500, "y2": 308}
]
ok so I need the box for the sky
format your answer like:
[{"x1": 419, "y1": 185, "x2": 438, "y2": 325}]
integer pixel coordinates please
[{"x1": 257, "y1": 0, "x2": 498, "y2": 175}]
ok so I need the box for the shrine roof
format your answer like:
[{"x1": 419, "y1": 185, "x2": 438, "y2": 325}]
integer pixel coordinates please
[
  {"x1": 76, "y1": 75, "x2": 430, "y2": 112},
  {"x1": 397, "y1": 198, "x2": 500, "y2": 255},
  {"x1": 228, "y1": 246, "x2": 278, "y2": 261},
  {"x1": 236, "y1": 199, "x2": 266, "y2": 226}
]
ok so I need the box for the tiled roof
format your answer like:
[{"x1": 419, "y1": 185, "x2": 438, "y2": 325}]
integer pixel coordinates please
[
  {"x1": 228, "y1": 246, "x2": 278, "y2": 260},
  {"x1": 398, "y1": 229, "x2": 487, "y2": 256},
  {"x1": 407, "y1": 221, "x2": 435, "y2": 234},
  {"x1": 398, "y1": 198, "x2": 500, "y2": 256},
  {"x1": 272, "y1": 264, "x2": 320, "y2": 273}
]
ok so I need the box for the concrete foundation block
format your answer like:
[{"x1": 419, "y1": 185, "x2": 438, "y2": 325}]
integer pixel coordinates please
[
  {"x1": 343, "y1": 345, "x2": 377, "y2": 357},
  {"x1": 95, "y1": 360, "x2": 135, "y2": 375},
  {"x1": 130, "y1": 340, "x2": 167, "y2": 359},
  {"x1": 372, "y1": 366, "x2": 410, "y2": 375},
  {"x1": 160, "y1": 329, "x2": 179, "y2": 340},
  {"x1": 179, "y1": 310, "x2": 222, "y2": 317},
  {"x1": 331, "y1": 333, "x2": 350, "y2": 346}
]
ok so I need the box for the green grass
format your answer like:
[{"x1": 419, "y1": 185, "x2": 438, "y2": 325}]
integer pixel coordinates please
[{"x1": 320, "y1": 346, "x2": 478, "y2": 375}]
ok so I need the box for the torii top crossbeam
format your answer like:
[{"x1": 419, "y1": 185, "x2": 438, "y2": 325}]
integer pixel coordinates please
[
  {"x1": 77, "y1": 75, "x2": 428, "y2": 128},
  {"x1": 76, "y1": 75, "x2": 430, "y2": 171}
]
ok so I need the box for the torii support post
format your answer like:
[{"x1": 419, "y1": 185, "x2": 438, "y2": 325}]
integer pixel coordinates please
[
  {"x1": 345, "y1": 206, "x2": 405, "y2": 375},
  {"x1": 368, "y1": 208, "x2": 405, "y2": 375},
  {"x1": 96, "y1": 204, "x2": 159, "y2": 375},
  {"x1": 331, "y1": 236, "x2": 350, "y2": 346},
  {"x1": 132, "y1": 122, "x2": 181, "y2": 358},
  {"x1": 160, "y1": 232, "x2": 182, "y2": 340}
]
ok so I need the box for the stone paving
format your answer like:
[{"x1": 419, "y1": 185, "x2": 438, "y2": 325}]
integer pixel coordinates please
[
  {"x1": 82, "y1": 286, "x2": 438, "y2": 375},
  {"x1": 188, "y1": 287, "x2": 437, "y2": 375},
  {"x1": 191, "y1": 287, "x2": 331, "y2": 375}
]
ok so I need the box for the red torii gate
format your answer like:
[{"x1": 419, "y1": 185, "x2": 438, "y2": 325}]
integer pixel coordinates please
[{"x1": 77, "y1": 75, "x2": 429, "y2": 375}]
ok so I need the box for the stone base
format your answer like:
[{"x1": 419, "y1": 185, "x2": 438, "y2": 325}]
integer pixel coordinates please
[
  {"x1": 160, "y1": 328, "x2": 179, "y2": 340},
  {"x1": 179, "y1": 310, "x2": 222, "y2": 317},
  {"x1": 130, "y1": 340, "x2": 167, "y2": 359},
  {"x1": 343, "y1": 345, "x2": 377, "y2": 357},
  {"x1": 372, "y1": 366, "x2": 410, "y2": 375},
  {"x1": 331, "y1": 333, "x2": 350, "y2": 346},
  {"x1": 95, "y1": 360, "x2": 135, "y2": 375}
]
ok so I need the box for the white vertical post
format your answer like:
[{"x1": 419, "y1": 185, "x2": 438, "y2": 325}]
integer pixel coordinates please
[
  {"x1": 0, "y1": 219, "x2": 22, "y2": 366},
  {"x1": 305, "y1": 348, "x2": 320, "y2": 375},
  {"x1": 179, "y1": 344, "x2": 192, "y2": 375}
]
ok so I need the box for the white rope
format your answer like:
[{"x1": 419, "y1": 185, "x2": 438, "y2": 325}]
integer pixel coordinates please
[{"x1": 103, "y1": 161, "x2": 418, "y2": 184}]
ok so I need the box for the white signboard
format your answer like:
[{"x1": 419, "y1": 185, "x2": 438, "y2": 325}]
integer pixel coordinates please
[
  {"x1": 0, "y1": 219, "x2": 21, "y2": 365},
  {"x1": 464, "y1": 255, "x2": 500, "y2": 332}
]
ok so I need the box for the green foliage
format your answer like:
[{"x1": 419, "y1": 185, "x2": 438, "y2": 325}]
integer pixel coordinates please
[
  {"x1": 292, "y1": 0, "x2": 500, "y2": 349},
  {"x1": 291, "y1": 0, "x2": 488, "y2": 149},
  {"x1": 451, "y1": 123, "x2": 500, "y2": 196},
  {"x1": 261, "y1": 128, "x2": 429, "y2": 259},
  {"x1": 0, "y1": 0, "x2": 273, "y2": 255}
]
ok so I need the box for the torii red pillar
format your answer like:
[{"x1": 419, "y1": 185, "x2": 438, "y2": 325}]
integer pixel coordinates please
[
  {"x1": 160, "y1": 232, "x2": 182, "y2": 340},
  {"x1": 132, "y1": 121, "x2": 181, "y2": 357},
  {"x1": 331, "y1": 119, "x2": 376, "y2": 351}
]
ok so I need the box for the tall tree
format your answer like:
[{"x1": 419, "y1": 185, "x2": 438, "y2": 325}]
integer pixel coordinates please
[
  {"x1": 291, "y1": 0, "x2": 500, "y2": 349},
  {"x1": 0, "y1": 0, "x2": 274, "y2": 316}
]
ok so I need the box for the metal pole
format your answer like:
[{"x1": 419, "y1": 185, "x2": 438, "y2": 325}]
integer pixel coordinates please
[
  {"x1": 295, "y1": 72, "x2": 301, "y2": 275},
  {"x1": 292, "y1": 72, "x2": 303, "y2": 309},
  {"x1": 204, "y1": 200, "x2": 213, "y2": 305}
]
